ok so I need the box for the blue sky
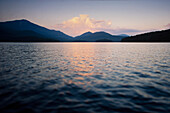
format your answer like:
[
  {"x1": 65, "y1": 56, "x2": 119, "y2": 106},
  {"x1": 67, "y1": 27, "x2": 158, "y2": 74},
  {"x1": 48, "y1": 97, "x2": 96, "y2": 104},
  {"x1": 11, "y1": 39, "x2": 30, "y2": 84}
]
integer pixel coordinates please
[{"x1": 0, "y1": 0, "x2": 170, "y2": 36}]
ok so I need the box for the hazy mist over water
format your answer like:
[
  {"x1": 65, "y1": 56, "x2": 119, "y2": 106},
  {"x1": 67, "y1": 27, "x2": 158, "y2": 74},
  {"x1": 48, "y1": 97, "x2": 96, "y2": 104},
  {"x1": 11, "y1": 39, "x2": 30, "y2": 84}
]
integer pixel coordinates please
[{"x1": 0, "y1": 43, "x2": 170, "y2": 113}]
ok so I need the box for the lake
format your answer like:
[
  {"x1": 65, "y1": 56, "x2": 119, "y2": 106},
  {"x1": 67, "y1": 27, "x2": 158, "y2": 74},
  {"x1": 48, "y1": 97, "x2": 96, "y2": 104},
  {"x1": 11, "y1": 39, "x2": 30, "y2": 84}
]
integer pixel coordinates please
[{"x1": 0, "y1": 43, "x2": 170, "y2": 113}]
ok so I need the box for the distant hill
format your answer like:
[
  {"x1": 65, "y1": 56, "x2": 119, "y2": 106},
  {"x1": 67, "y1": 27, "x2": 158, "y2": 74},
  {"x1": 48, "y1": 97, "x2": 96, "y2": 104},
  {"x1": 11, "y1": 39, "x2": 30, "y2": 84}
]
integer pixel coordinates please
[
  {"x1": 118, "y1": 34, "x2": 129, "y2": 37},
  {"x1": 74, "y1": 31, "x2": 127, "y2": 42},
  {"x1": 74, "y1": 31, "x2": 93, "y2": 39},
  {"x1": 122, "y1": 29, "x2": 170, "y2": 42},
  {"x1": 0, "y1": 19, "x2": 72, "y2": 42}
]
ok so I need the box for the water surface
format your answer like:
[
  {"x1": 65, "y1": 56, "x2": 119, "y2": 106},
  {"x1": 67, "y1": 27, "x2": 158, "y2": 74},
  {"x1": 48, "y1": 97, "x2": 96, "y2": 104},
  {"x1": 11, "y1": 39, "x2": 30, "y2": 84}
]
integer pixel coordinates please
[{"x1": 0, "y1": 43, "x2": 170, "y2": 113}]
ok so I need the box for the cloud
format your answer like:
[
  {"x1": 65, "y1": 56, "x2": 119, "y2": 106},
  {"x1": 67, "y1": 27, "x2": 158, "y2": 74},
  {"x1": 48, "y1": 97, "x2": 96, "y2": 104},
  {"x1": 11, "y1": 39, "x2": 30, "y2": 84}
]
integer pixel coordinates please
[
  {"x1": 53, "y1": 14, "x2": 151, "y2": 36},
  {"x1": 54, "y1": 14, "x2": 112, "y2": 36}
]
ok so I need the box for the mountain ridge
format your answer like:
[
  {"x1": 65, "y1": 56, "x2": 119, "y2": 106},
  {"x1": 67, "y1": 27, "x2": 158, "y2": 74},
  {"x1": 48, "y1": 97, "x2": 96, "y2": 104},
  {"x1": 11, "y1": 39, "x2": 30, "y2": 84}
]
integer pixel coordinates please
[
  {"x1": 122, "y1": 29, "x2": 170, "y2": 42},
  {"x1": 0, "y1": 19, "x2": 73, "y2": 42},
  {"x1": 74, "y1": 31, "x2": 127, "y2": 42},
  {"x1": 0, "y1": 19, "x2": 128, "y2": 42},
  {"x1": 1, "y1": 19, "x2": 169, "y2": 42}
]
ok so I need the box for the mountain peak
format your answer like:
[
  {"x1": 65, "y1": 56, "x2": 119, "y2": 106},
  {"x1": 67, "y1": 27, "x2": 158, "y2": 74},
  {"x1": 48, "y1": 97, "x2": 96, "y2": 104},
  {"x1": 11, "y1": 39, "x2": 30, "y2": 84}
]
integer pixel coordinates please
[
  {"x1": 14, "y1": 19, "x2": 31, "y2": 23},
  {"x1": 94, "y1": 31, "x2": 111, "y2": 35},
  {"x1": 19, "y1": 19, "x2": 30, "y2": 22},
  {"x1": 0, "y1": 19, "x2": 73, "y2": 41},
  {"x1": 75, "y1": 31, "x2": 92, "y2": 38},
  {"x1": 86, "y1": 31, "x2": 92, "y2": 34},
  {"x1": 1, "y1": 19, "x2": 32, "y2": 25},
  {"x1": 82, "y1": 31, "x2": 93, "y2": 35}
]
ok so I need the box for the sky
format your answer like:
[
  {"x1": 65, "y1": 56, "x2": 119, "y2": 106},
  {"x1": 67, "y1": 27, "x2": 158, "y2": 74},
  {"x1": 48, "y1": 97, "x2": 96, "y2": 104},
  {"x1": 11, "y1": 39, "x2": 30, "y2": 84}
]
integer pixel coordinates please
[{"x1": 0, "y1": 0, "x2": 170, "y2": 36}]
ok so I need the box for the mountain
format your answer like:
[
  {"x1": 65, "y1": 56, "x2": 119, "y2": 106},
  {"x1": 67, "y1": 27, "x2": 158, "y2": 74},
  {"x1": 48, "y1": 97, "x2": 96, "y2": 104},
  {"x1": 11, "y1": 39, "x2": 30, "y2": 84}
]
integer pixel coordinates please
[
  {"x1": 74, "y1": 31, "x2": 127, "y2": 42},
  {"x1": 122, "y1": 29, "x2": 170, "y2": 42},
  {"x1": 118, "y1": 34, "x2": 129, "y2": 37},
  {"x1": 74, "y1": 31, "x2": 93, "y2": 39},
  {"x1": 0, "y1": 19, "x2": 130, "y2": 42},
  {"x1": 0, "y1": 29, "x2": 57, "y2": 42},
  {"x1": 0, "y1": 19, "x2": 73, "y2": 42}
]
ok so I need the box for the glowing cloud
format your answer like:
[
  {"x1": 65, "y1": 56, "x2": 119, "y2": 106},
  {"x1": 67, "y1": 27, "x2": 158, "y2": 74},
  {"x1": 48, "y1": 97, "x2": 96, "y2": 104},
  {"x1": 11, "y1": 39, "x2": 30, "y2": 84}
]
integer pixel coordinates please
[
  {"x1": 53, "y1": 14, "x2": 153, "y2": 36},
  {"x1": 55, "y1": 14, "x2": 112, "y2": 36}
]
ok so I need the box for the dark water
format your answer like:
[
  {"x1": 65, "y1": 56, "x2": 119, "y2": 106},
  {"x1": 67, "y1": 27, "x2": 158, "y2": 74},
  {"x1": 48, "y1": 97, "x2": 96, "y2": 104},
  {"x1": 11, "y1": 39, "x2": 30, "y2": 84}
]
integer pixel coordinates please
[{"x1": 0, "y1": 43, "x2": 170, "y2": 113}]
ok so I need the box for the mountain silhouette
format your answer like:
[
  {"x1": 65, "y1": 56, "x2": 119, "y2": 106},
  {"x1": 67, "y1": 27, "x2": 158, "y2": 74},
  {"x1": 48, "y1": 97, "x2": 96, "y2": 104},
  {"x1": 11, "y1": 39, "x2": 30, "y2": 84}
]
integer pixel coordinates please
[
  {"x1": 74, "y1": 31, "x2": 127, "y2": 42},
  {"x1": 118, "y1": 34, "x2": 129, "y2": 37},
  {"x1": 0, "y1": 19, "x2": 128, "y2": 42},
  {"x1": 4, "y1": 19, "x2": 169, "y2": 42},
  {"x1": 0, "y1": 19, "x2": 72, "y2": 42},
  {"x1": 75, "y1": 31, "x2": 93, "y2": 39},
  {"x1": 0, "y1": 29, "x2": 58, "y2": 42},
  {"x1": 122, "y1": 29, "x2": 170, "y2": 42}
]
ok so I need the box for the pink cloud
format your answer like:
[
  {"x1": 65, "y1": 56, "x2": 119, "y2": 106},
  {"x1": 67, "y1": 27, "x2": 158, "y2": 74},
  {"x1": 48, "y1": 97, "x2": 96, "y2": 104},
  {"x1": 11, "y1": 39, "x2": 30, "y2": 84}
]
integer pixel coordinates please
[
  {"x1": 52, "y1": 14, "x2": 156, "y2": 36},
  {"x1": 54, "y1": 14, "x2": 112, "y2": 36}
]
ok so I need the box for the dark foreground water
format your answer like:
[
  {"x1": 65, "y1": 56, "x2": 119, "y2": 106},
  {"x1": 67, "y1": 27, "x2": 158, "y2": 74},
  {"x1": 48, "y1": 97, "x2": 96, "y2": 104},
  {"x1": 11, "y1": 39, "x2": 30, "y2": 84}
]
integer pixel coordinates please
[{"x1": 0, "y1": 43, "x2": 170, "y2": 113}]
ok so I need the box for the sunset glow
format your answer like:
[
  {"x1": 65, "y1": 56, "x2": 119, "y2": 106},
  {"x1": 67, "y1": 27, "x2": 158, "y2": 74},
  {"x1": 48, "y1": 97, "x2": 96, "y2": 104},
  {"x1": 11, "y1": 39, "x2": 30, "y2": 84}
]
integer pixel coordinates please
[
  {"x1": 55, "y1": 14, "x2": 112, "y2": 36},
  {"x1": 0, "y1": 0, "x2": 170, "y2": 36}
]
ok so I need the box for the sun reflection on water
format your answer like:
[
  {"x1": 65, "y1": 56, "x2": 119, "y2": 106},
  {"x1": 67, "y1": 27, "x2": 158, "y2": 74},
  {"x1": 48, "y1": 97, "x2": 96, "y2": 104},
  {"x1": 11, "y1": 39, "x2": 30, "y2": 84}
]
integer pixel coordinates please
[{"x1": 67, "y1": 43, "x2": 96, "y2": 76}]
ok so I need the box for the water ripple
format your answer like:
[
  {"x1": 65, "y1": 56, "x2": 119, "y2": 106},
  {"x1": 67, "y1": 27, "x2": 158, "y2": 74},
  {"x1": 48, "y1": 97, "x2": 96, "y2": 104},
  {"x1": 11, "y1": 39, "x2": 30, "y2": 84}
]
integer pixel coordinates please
[{"x1": 0, "y1": 43, "x2": 170, "y2": 113}]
